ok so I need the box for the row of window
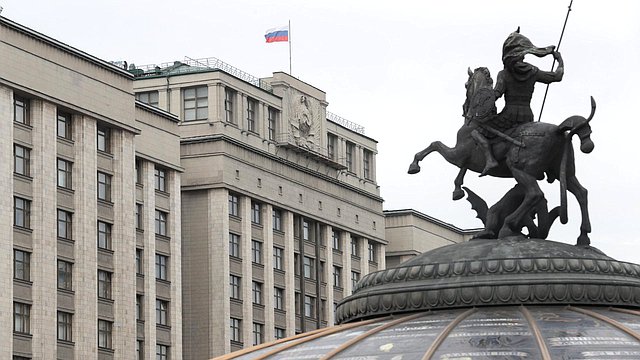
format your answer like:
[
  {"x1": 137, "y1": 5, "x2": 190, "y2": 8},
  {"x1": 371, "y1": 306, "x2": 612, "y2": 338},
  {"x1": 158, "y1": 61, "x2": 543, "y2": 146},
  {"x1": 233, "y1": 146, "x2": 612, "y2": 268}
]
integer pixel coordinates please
[
  {"x1": 229, "y1": 317, "x2": 286, "y2": 346},
  {"x1": 327, "y1": 133, "x2": 374, "y2": 179},
  {"x1": 136, "y1": 295, "x2": 171, "y2": 326},
  {"x1": 136, "y1": 249, "x2": 170, "y2": 281}
]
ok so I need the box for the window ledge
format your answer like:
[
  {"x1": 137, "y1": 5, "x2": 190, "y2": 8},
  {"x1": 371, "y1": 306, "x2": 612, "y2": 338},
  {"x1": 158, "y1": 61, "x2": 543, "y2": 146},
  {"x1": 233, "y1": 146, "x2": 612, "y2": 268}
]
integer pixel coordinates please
[
  {"x1": 97, "y1": 150, "x2": 113, "y2": 158},
  {"x1": 13, "y1": 332, "x2": 33, "y2": 339},
  {"x1": 156, "y1": 278, "x2": 172, "y2": 285},
  {"x1": 57, "y1": 339, "x2": 75, "y2": 346},
  {"x1": 155, "y1": 189, "x2": 170, "y2": 197},
  {"x1": 57, "y1": 186, "x2": 75, "y2": 194},
  {"x1": 230, "y1": 298, "x2": 243, "y2": 305},
  {"x1": 98, "y1": 297, "x2": 114, "y2": 304},
  {"x1": 13, "y1": 173, "x2": 33, "y2": 182},
  {"x1": 14, "y1": 121, "x2": 33, "y2": 130},
  {"x1": 13, "y1": 225, "x2": 32, "y2": 233},
  {"x1": 97, "y1": 199, "x2": 113, "y2": 206},
  {"x1": 155, "y1": 234, "x2": 171, "y2": 241},
  {"x1": 13, "y1": 278, "x2": 33, "y2": 286},
  {"x1": 57, "y1": 288, "x2": 75, "y2": 295},
  {"x1": 156, "y1": 324, "x2": 171, "y2": 331}
]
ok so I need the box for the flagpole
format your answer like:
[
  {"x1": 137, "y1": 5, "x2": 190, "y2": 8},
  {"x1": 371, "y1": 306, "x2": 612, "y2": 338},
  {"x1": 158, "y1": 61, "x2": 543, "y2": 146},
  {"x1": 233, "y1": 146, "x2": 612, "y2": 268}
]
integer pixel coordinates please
[{"x1": 288, "y1": 20, "x2": 292, "y2": 75}]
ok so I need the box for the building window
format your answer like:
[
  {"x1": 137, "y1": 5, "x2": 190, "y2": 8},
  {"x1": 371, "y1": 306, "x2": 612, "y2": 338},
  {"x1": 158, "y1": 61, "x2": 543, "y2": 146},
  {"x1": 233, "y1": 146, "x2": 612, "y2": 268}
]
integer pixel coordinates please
[
  {"x1": 14, "y1": 96, "x2": 29, "y2": 125},
  {"x1": 303, "y1": 256, "x2": 315, "y2": 280},
  {"x1": 57, "y1": 158, "x2": 73, "y2": 189},
  {"x1": 230, "y1": 275, "x2": 241, "y2": 300},
  {"x1": 327, "y1": 133, "x2": 337, "y2": 160},
  {"x1": 136, "y1": 91, "x2": 159, "y2": 107},
  {"x1": 136, "y1": 203, "x2": 143, "y2": 230},
  {"x1": 154, "y1": 167, "x2": 166, "y2": 192},
  {"x1": 251, "y1": 202, "x2": 261, "y2": 224},
  {"x1": 230, "y1": 317, "x2": 241, "y2": 343},
  {"x1": 136, "y1": 249, "x2": 144, "y2": 275},
  {"x1": 304, "y1": 295, "x2": 316, "y2": 318},
  {"x1": 351, "y1": 238, "x2": 359, "y2": 257},
  {"x1": 247, "y1": 98, "x2": 257, "y2": 133},
  {"x1": 252, "y1": 281, "x2": 263, "y2": 305},
  {"x1": 98, "y1": 270, "x2": 112, "y2": 299},
  {"x1": 251, "y1": 240, "x2": 262, "y2": 264},
  {"x1": 156, "y1": 344, "x2": 169, "y2": 360},
  {"x1": 333, "y1": 266, "x2": 342, "y2": 288},
  {"x1": 183, "y1": 86, "x2": 208, "y2": 121},
  {"x1": 156, "y1": 299, "x2": 169, "y2": 326},
  {"x1": 97, "y1": 125, "x2": 110, "y2": 153},
  {"x1": 275, "y1": 327, "x2": 286, "y2": 340},
  {"x1": 57, "y1": 111, "x2": 72, "y2": 140},
  {"x1": 14, "y1": 249, "x2": 30, "y2": 281},
  {"x1": 136, "y1": 295, "x2": 143, "y2": 321},
  {"x1": 97, "y1": 172, "x2": 111, "y2": 201},
  {"x1": 137, "y1": 340, "x2": 144, "y2": 360},
  {"x1": 272, "y1": 209, "x2": 282, "y2": 231},
  {"x1": 346, "y1": 141, "x2": 355, "y2": 172},
  {"x1": 351, "y1": 271, "x2": 360, "y2": 289},
  {"x1": 14, "y1": 144, "x2": 30, "y2": 177},
  {"x1": 368, "y1": 242, "x2": 377, "y2": 262},
  {"x1": 14, "y1": 197, "x2": 31, "y2": 229},
  {"x1": 57, "y1": 210, "x2": 73, "y2": 240},
  {"x1": 302, "y1": 220, "x2": 311, "y2": 242},
  {"x1": 332, "y1": 230, "x2": 341, "y2": 251},
  {"x1": 294, "y1": 253, "x2": 300, "y2": 276},
  {"x1": 268, "y1": 107, "x2": 278, "y2": 141},
  {"x1": 273, "y1": 247, "x2": 284, "y2": 271},
  {"x1": 228, "y1": 193, "x2": 239, "y2": 217},
  {"x1": 135, "y1": 159, "x2": 142, "y2": 184},
  {"x1": 155, "y1": 210, "x2": 168, "y2": 236},
  {"x1": 98, "y1": 319, "x2": 112, "y2": 349},
  {"x1": 97, "y1": 221, "x2": 112, "y2": 250},
  {"x1": 229, "y1": 233, "x2": 240, "y2": 258},
  {"x1": 252, "y1": 323, "x2": 264, "y2": 346},
  {"x1": 58, "y1": 260, "x2": 73, "y2": 290},
  {"x1": 155, "y1": 254, "x2": 168, "y2": 281},
  {"x1": 14, "y1": 302, "x2": 31, "y2": 334},
  {"x1": 225, "y1": 88, "x2": 236, "y2": 123},
  {"x1": 57, "y1": 311, "x2": 73, "y2": 342},
  {"x1": 363, "y1": 149, "x2": 373, "y2": 180},
  {"x1": 274, "y1": 287, "x2": 284, "y2": 310}
]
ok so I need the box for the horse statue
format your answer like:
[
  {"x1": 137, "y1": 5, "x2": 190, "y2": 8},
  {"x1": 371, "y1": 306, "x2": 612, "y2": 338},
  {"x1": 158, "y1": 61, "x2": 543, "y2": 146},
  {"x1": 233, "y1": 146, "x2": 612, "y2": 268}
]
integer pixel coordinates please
[{"x1": 408, "y1": 67, "x2": 595, "y2": 246}]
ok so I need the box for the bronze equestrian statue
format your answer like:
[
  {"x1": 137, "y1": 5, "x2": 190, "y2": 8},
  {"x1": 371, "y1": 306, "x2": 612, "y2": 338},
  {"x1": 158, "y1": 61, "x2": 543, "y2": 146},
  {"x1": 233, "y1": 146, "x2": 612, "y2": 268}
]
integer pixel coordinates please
[{"x1": 408, "y1": 30, "x2": 595, "y2": 246}]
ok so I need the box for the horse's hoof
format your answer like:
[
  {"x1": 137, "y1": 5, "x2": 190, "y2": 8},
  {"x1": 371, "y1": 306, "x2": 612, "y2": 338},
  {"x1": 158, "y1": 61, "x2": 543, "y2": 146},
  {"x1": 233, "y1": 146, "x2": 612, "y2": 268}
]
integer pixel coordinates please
[
  {"x1": 452, "y1": 189, "x2": 465, "y2": 201},
  {"x1": 576, "y1": 234, "x2": 590, "y2": 246},
  {"x1": 408, "y1": 163, "x2": 421, "y2": 174}
]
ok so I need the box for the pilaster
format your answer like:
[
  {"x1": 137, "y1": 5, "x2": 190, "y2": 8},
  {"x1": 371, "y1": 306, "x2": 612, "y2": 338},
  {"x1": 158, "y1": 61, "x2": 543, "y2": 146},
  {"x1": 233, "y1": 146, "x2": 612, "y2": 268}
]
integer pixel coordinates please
[
  {"x1": 263, "y1": 204, "x2": 275, "y2": 341},
  {"x1": 143, "y1": 161, "x2": 157, "y2": 359},
  {"x1": 169, "y1": 170, "x2": 182, "y2": 359},
  {"x1": 208, "y1": 188, "x2": 230, "y2": 356},
  {"x1": 240, "y1": 195, "x2": 253, "y2": 347},
  {"x1": 283, "y1": 210, "x2": 296, "y2": 336}
]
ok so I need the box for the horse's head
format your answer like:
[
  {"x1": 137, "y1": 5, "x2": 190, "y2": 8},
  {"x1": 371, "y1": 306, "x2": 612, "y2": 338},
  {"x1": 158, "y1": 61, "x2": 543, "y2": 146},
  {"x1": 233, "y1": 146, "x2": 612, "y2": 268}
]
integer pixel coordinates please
[
  {"x1": 558, "y1": 97, "x2": 597, "y2": 154},
  {"x1": 463, "y1": 67, "x2": 494, "y2": 118}
]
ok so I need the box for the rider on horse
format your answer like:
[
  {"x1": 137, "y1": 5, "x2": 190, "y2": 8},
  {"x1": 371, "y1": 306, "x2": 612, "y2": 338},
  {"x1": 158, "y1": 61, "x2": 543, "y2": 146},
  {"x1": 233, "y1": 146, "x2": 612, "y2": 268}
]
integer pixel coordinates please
[{"x1": 468, "y1": 29, "x2": 565, "y2": 176}]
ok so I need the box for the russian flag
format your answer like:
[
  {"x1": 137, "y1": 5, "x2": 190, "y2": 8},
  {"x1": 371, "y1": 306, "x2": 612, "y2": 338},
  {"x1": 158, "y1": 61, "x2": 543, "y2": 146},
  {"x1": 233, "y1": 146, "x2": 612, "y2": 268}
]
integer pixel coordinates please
[{"x1": 265, "y1": 25, "x2": 289, "y2": 43}]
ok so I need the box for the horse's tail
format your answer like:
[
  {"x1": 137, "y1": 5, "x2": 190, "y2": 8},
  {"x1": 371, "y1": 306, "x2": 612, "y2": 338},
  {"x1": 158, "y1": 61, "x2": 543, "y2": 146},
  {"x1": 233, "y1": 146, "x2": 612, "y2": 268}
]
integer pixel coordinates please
[{"x1": 559, "y1": 138, "x2": 569, "y2": 224}]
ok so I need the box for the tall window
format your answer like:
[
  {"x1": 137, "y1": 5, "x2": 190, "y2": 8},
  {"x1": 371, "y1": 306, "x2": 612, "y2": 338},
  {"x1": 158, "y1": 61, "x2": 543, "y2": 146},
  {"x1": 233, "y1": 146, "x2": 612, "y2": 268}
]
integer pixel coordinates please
[
  {"x1": 57, "y1": 260, "x2": 73, "y2": 290},
  {"x1": 136, "y1": 91, "x2": 159, "y2": 107},
  {"x1": 14, "y1": 197, "x2": 31, "y2": 229},
  {"x1": 98, "y1": 270, "x2": 112, "y2": 299},
  {"x1": 229, "y1": 233, "x2": 240, "y2": 258},
  {"x1": 97, "y1": 125, "x2": 110, "y2": 153},
  {"x1": 302, "y1": 220, "x2": 311, "y2": 242},
  {"x1": 272, "y1": 209, "x2": 282, "y2": 231},
  {"x1": 98, "y1": 319, "x2": 112, "y2": 349},
  {"x1": 346, "y1": 141, "x2": 355, "y2": 172},
  {"x1": 183, "y1": 86, "x2": 208, "y2": 121},
  {"x1": 154, "y1": 167, "x2": 166, "y2": 192},
  {"x1": 351, "y1": 238, "x2": 359, "y2": 257},
  {"x1": 251, "y1": 202, "x2": 261, "y2": 224},
  {"x1": 155, "y1": 254, "x2": 168, "y2": 281},
  {"x1": 14, "y1": 249, "x2": 30, "y2": 281},
  {"x1": 97, "y1": 172, "x2": 111, "y2": 201},
  {"x1": 247, "y1": 98, "x2": 257, "y2": 132},
  {"x1": 274, "y1": 287, "x2": 284, "y2": 310},
  {"x1": 14, "y1": 302, "x2": 31, "y2": 334},
  {"x1": 268, "y1": 107, "x2": 278, "y2": 141},
  {"x1": 135, "y1": 159, "x2": 142, "y2": 184},
  {"x1": 228, "y1": 193, "x2": 239, "y2": 217},
  {"x1": 327, "y1": 133, "x2": 337, "y2": 160},
  {"x1": 230, "y1": 318, "x2": 241, "y2": 343},
  {"x1": 136, "y1": 249, "x2": 144, "y2": 275},
  {"x1": 57, "y1": 111, "x2": 72, "y2": 140},
  {"x1": 97, "y1": 221, "x2": 112, "y2": 250},
  {"x1": 252, "y1": 323, "x2": 264, "y2": 346},
  {"x1": 14, "y1": 96, "x2": 29, "y2": 125},
  {"x1": 57, "y1": 159, "x2": 73, "y2": 189},
  {"x1": 304, "y1": 295, "x2": 316, "y2": 318},
  {"x1": 332, "y1": 230, "x2": 341, "y2": 251},
  {"x1": 251, "y1": 240, "x2": 262, "y2": 264},
  {"x1": 225, "y1": 88, "x2": 236, "y2": 123},
  {"x1": 368, "y1": 242, "x2": 377, "y2": 262},
  {"x1": 351, "y1": 271, "x2": 360, "y2": 289},
  {"x1": 303, "y1": 256, "x2": 315, "y2": 280},
  {"x1": 363, "y1": 149, "x2": 373, "y2": 180},
  {"x1": 57, "y1": 210, "x2": 73, "y2": 240},
  {"x1": 137, "y1": 340, "x2": 144, "y2": 360},
  {"x1": 155, "y1": 210, "x2": 168, "y2": 236},
  {"x1": 252, "y1": 281, "x2": 263, "y2": 305},
  {"x1": 14, "y1": 144, "x2": 30, "y2": 176},
  {"x1": 333, "y1": 266, "x2": 342, "y2": 288},
  {"x1": 57, "y1": 311, "x2": 73, "y2": 341},
  {"x1": 273, "y1": 247, "x2": 284, "y2": 271},
  {"x1": 156, "y1": 299, "x2": 169, "y2": 325},
  {"x1": 156, "y1": 344, "x2": 169, "y2": 360},
  {"x1": 275, "y1": 327, "x2": 286, "y2": 340},
  {"x1": 229, "y1": 275, "x2": 241, "y2": 300},
  {"x1": 136, "y1": 295, "x2": 143, "y2": 321},
  {"x1": 136, "y1": 203, "x2": 143, "y2": 230}
]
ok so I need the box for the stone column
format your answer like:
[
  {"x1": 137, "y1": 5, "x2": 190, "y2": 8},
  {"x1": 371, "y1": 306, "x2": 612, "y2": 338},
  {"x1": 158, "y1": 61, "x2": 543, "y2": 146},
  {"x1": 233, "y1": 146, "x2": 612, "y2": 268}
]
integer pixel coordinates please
[
  {"x1": 342, "y1": 232, "x2": 352, "y2": 295},
  {"x1": 283, "y1": 210, "x2": 296, "y2": 336},
  {"x1": 263, "y1": 204, "x2": 275, "y2": 341},
  {"x1": 169, "y1": 170, "x2": 183, "y2": 359},
  {"x1": 240, "y1": 195, "x2": 253, "y2": 347},
  {"x1": 377, "y1": 240, "x2": 386, "y2": 270},
  {"x1": 208, "y1": 188, "x2": 230, "y2": 356},
  {"x1": 323, "y1": 226, "x2": 335, "y2": 326},
  {"x1": 360, "y1": 237, "x2": 370, "y2": 278},
  {"x1": 30, "y1": 100, "x2": 58, "y2": 359},
  {"x1": 142, "y1": 161, "x2": 157, "y2": 360}
]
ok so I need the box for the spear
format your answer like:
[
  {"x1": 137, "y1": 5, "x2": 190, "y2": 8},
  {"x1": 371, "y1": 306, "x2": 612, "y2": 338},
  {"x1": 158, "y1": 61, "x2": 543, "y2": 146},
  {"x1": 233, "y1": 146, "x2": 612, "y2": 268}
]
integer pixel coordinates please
[{"x1": 538, "y1": 0, "x2": 574, "y2": 122}]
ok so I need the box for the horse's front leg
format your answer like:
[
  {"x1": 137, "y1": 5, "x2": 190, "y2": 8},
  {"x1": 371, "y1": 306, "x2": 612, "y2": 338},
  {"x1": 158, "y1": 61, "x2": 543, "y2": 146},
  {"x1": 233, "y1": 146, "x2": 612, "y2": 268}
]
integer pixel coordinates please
[
  {"x1": 408, "y1": 141, "x2": 446, "y2": 174},
  {"x1": 567, "y1": 175, "x2": 591, "y2": 246},
  {"x1": 453, "y1": 168, "x2": 467, "y2": 200}
]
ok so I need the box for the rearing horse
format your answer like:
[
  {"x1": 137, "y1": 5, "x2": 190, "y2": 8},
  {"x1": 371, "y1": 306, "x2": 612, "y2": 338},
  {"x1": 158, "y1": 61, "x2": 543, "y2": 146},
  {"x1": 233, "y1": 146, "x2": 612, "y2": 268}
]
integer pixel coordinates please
[{"x1": 408, "y1": 67, "x2": 595, "y2": 245}]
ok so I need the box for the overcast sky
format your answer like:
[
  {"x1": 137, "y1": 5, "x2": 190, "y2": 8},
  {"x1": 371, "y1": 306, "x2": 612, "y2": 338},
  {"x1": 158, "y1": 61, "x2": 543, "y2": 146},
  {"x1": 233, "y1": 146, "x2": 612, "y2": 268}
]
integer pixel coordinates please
[{"x1": 3, "y1": 0, "x2": 639, "y2": 262}]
